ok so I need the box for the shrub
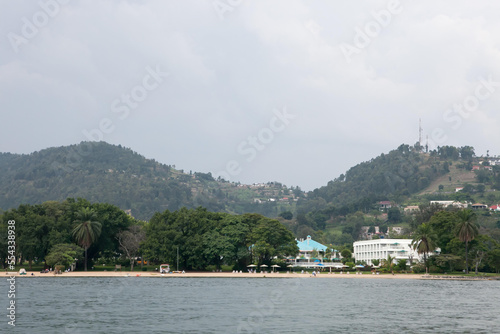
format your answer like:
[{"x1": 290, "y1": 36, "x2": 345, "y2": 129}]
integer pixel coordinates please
[{"x1": 412, "y1": 264, "x2": 425, "y2": 274}]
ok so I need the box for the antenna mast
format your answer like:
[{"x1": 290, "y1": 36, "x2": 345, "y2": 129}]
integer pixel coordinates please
[{"x1": 419, "y1": 118, "x2": 423, "y2": 146}]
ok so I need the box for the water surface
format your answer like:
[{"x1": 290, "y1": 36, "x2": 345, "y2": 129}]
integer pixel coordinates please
[{"x1": 1, "y1": 277, "x2": 499, "y2": 333}]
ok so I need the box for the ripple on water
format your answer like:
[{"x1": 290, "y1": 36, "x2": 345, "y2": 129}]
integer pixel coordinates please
[{"x1": 1, "y1": 277, "x2": 499, "y2": 333}]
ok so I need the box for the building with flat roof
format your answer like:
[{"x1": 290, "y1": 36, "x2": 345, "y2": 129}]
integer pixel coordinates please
[{"x1": 353, "y1": 239, "x2": 439, "y2": 265}]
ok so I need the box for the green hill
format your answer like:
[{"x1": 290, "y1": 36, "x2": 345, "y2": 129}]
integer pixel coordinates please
[
  {"x1": 0, "y1": 142, "x2": 301, "y2": 220},
  {"x1": 292, "y1": 144, "x2": 500, "y2": 242}
]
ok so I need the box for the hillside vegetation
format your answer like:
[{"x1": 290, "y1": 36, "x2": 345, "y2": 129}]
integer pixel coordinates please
[
  {"x1": 0, "y1": 142, "x2": 302, "y2": 220},
  {"x1": 290, "y1": 144, "x2": 500, "y2": 246}
]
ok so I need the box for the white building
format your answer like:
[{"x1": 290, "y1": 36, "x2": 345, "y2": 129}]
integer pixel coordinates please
[
  {"x1": 430, "y1": 200, "x2": 468, "y2": 209},
  {"x1": 353, "y1": 239, "x2": 438, "y2": 265}
]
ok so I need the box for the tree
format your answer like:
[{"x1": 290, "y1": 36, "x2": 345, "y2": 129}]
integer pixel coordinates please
[
  {"x1": 45, "y1": 243, "x2": 83, "y2": 269},
  {"x1": 371, "y1": 259, "x2": 380, "y2": 267},
  {"x1": 279, "y1": 211, "x2": 293, "y2": 220},
  {"x1": 468, "y1": 235, "x2": 493, "y2": 275},
  {"x1": 459, "y1": 146, "x2": 475, "y2": 161},
  {"x1": 413, "y1": 203, "x2": 443, "y2": 229},
  {"x1": 431, "y1": 254, "x2": 462, "y2": 273},
  {"x1": 411, "y1": 223, "x2": 438, "y2": 273},
  {"x1": 324, "y1": 247, "x2": 332, "y2": 261},
  {"x1": 250, "y1": 217, "x2": 298, "y2": 265},
  {"x1": 382, "y1": 254, "x2": 395, "y2": 273},
  {"x1": 455, "y1": 209, "x2": 479, "y2": 274},
  {"x1": 72, "y1": 208, "x2": 102, "y2": 271},
  {"x1": 428, "y1": 211, "x2": 458, "y2": 253},
  {"x1": 340, "y1": 249, "x2": 352, "y2": 260},
  {"x1": 387, "y1": 207, "x2": 402, "y2": 224},
  {"x1": 396, "y1": 258, "x2": 407, "y2": 272},
  {"x1": 116, "y1": 225, "x2": 146, "y2": 271},
  {"x1": 487, "y1": 249, "x2": 500, "y2": 273}
]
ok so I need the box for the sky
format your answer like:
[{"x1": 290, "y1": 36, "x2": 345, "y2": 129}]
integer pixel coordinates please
[{"x1": 1, "y1": 0, "x2": 500, "y2": 191}]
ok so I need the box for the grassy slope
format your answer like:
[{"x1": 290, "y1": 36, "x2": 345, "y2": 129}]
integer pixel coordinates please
[{"x1": 418, "y1": 164, "x2": 477, "y2": 195}]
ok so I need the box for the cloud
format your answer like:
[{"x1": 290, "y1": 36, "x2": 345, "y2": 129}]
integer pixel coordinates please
[{"x1": 1, "y1": 0, "x2": 500, "y2": 190}]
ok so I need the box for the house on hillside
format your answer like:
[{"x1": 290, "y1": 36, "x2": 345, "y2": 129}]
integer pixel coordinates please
[
  {"x1": 472, "y1": 165, "x2": 481, "y2": 171},
  {"x1": 430, "y1": 200, "x2": 468, "y2": 209},
  {"x1": 404, "y1": 206, "x2": 419, "y2": 213},
  {"x1": 490, "y1": 204, "x2": 500, "y2": 212},
  {"x1": 455, "y1": 187, "x2": 464, "y2": 192},
  {"x1": 471, "y1": 203, "x2": 488, "y2": 210},
  {"x1": 379, "y1": 201, "x2": 392, "y2": 210}
]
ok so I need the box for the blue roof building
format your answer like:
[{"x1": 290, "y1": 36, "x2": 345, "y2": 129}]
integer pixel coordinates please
[
  {"x1": 287, "y1": 236, "x2": 343, "y2": 269},
  {"x1": 296, "y1": 235, "x2": 327, "y2": 252}
]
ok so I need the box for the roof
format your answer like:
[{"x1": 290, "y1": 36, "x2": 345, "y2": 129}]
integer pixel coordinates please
[{"x1": 297, "y1": 235, "x2": 327, "y2": 252}]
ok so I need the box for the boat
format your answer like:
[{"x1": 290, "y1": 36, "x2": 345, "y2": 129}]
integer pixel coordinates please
[{"x1": 160, "y1": 264, "x2": 170, "y2": 274}]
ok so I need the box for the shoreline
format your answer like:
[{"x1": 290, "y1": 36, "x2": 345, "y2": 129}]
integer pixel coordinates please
[{"x1": 5, "y1": 271, "x2": 498, "y2": 280}]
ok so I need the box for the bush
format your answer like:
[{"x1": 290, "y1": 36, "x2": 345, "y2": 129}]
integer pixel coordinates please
[
  {"x1": 429, "y1": 265, "x2": 443, "y2": 274},
  {"x1": 142, "y1": 267, "x2": 148, "y2": 271},
  {"x1": 412, "y1": 264, "x2": 425, "y2": 273}
]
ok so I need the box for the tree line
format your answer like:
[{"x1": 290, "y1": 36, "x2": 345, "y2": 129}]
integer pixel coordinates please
[
  {"x1": 410, "y1": 206, "x2": 500, "y2": 274},
  {"x1": 0, "y1": 199, "x2": 298, "y2": 271}
]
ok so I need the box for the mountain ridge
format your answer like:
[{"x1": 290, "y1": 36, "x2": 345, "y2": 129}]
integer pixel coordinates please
[{"x1": 0, "y1": 141, "x2": 300, "y2": 220}]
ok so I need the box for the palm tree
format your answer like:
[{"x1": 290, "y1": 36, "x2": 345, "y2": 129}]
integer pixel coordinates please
[
  {"x1": 411, "y1": 223, "x2": 437, "y2": 274},
  {"x1": 383, "y1": 254, "x2": 395, "y2": 274},
  {"x1": 455, "y1": 209, "x2": 479, "y2": 274},
  {"x1": 72, "y1": 208, "x2": 102, "y2": 271}
]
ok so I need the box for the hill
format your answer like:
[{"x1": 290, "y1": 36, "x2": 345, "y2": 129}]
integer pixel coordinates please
[
  {"x1": 291, "y1": 144, "x2": 500, "y2": 243},
  {"x1": 0, "y1": 142, "x2": 302, "y2": 220}
]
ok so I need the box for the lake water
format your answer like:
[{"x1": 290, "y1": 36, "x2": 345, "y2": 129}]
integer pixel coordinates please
[{"x1": 1, "y1": 277, "x2": 499, "y2": 333}]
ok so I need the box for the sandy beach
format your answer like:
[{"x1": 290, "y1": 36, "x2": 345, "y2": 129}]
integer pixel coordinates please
[{"x1": 6, "y1": 270, "x2": 491, "y2": 280}]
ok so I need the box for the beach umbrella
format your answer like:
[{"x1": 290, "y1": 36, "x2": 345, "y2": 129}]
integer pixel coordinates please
[
  {"x1": 271, "y1": 264, "x2": 280, "y2": 272},
  {"x1": 247, "y1": 264, "x2": 257, "y2": 267},
  {"x1": 260, "y1": 264, "x2": 268, "y2": 267}
]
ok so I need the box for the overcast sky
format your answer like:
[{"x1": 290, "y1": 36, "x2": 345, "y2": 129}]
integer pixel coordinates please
[{"x1": 1, "y1": 1, "x2": 500, "y2": 191}]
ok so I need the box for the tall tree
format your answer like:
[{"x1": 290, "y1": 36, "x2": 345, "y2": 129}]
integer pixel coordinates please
[
  {"x1": 116, "y1": 225, "x2": 145, "y2": 271},
  {"x1": 411, "y1": 223, "x2": 437, "y2": 273},
  {"x1": 455, "y1": 209, "x2": 479, "y2": 274},
  {"x1": 72, "y1": 207, "x2": 102, "y2": 271}
]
